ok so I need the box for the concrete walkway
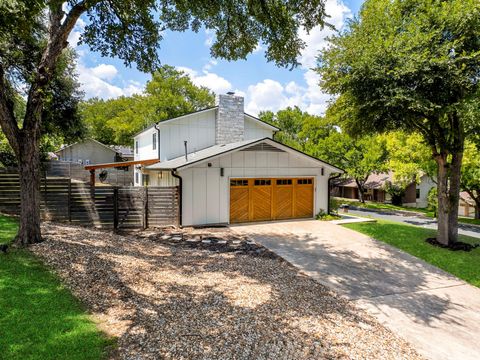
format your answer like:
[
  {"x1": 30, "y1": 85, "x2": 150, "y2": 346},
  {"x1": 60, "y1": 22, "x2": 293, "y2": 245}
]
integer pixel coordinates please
[
  {"x1": 231, "y1": 220, "x2": 480, "y2": 360},
  {"x1": 349, "y1": 208, "x2": 480, "y2": 239}
]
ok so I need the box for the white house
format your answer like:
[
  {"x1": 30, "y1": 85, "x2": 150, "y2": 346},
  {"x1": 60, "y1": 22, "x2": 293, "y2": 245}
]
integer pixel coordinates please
[{"x1": 133, "y1": 93, "x2": 343, "y2": 226}]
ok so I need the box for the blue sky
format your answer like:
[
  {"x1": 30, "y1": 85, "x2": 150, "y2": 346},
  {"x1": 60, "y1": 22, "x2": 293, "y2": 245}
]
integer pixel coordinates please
[{"x1": 71, "y1": 0, "x2": 363, "y2": 115}]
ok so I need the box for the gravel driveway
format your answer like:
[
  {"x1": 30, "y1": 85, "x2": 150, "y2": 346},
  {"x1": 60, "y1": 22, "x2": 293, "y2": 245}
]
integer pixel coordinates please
[{"x1": 31, "y1": 223, "x2": 421, "y2": 360}]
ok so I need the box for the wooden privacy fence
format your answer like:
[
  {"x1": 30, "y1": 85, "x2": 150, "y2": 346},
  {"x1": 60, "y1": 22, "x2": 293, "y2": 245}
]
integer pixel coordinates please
[{"x1": 0, "y1": 172, "x2": 179, "y2": 229}]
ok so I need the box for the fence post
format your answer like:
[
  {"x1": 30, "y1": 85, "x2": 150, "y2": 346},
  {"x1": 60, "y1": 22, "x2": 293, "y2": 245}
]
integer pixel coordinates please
[
  {"x1": 68, "y1": 178, "x2": 72, "y2": 223},
  {"x1": 113, "y1": 186, "x2": 119, "y2": 230},
  {"x1": 142, "y1": 186, "x2": 148, "y2": 230}
]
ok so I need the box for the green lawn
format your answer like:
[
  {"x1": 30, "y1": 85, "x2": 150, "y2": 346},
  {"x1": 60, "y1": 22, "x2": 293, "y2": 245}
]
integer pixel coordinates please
[
  {"x1": 344, "y1": 220, "x2": 480, "y2": 288},
  {"x1": 458, "y1": 217, "x2": 480, "y2": 226},
  {"x1": 0, "y1": 215, "x2": 113, "y2": 360}
]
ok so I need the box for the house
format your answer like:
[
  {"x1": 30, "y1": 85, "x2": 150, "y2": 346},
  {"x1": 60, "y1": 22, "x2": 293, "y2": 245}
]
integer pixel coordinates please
[
  {"x1": 333, "y1": 172, "x2": 435, "y2": 208},
  {"x1": 133, "y1": 93, "x2": 343, "y2": 226},
  {"x1": 56, "y1": 139, "x2": 133, "y2": 165}
]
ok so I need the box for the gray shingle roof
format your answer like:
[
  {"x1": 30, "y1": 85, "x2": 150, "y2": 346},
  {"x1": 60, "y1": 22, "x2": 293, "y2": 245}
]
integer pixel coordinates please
[{"x1": 145, "y1": 138, "x2": 261, "y2": 170}]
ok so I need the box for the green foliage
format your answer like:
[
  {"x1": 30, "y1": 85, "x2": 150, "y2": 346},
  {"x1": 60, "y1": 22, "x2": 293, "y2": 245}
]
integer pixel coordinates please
[
  {"x1": 344, "y1": 220, "x2": 480, "y2": 288},
  {"x1": 383, "y1": 181, "x2": 405, "y2": 206},
  {"x1": 81, "y1": 65, "x2": 215, "y2": 145},
  {"x1": 314, "y1": 129, "x2": 388, "y2": 193},
  {"x1": 383, "y1": 131, "x2": 435, "y2": 186},
  {"x1": 316, "y1": 209, "x2": 340, "y2": 221},
  {"x1": 329, "y1": 197, "x2": 341, "y2": 215},
  {"x1": 70, "y1": 0, "x2": 328, "y2": 70},
  {"x1": 427, "y1": 187, "x2": 438, "y2": 215},
  {"x1": 259, "y1": 106, "x2": 335, "y2": 150},
  {"x1": 461, "y1": 141, "x2": 480, "y2": 207},
  {"x1": 317, "y1": 0, "x2": 480, "y2": 144},
  {"x1": 0, "y1": 215, "x2": 113, "y2": 359}
]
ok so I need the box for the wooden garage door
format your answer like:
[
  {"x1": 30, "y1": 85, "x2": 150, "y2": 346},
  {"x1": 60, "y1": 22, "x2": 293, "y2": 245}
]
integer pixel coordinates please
[{"x1": 230, "y1": 178, "x2": 314, "y2": 223}]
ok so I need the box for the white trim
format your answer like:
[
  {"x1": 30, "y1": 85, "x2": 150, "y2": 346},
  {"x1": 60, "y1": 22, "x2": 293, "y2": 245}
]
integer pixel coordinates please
[{"x1": 179, "y1": 138, "x2": 343, "y2": 173}]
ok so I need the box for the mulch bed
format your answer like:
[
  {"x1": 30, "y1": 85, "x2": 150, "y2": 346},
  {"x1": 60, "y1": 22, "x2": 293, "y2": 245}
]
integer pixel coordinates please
[
  {"x1": 30, "y1": 222, "x2": 422, "y2": 360},
  {"x1": 426, "y1": 237, "x2": 479, "y2": 251}
]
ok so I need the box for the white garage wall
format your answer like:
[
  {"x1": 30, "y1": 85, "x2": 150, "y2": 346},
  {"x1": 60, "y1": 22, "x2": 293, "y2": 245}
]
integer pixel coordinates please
[{"x1": 179, "y1": 150, "x2": 333, "y2": 226}]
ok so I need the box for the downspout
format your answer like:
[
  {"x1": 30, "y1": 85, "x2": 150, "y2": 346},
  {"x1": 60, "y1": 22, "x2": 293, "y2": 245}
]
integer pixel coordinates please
[
  {"x1": 171, "y1": 169, "x2": 183, "y2": 227},
  {"x1": 154, "y1": 124, "x2": 161, "y2": 160},
  {"x1": 328, "y1": 173, "x2": 342, "y2": 215}
]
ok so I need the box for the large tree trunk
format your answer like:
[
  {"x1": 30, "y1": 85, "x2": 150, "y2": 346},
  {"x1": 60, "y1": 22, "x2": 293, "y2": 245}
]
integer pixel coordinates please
[
  {"x1": 435, "y1": 151, "x2": 463, "y2": 246},
  {"x1": 15, "y1": 132, "x2": 42, "y2": 246},
  {"x1": 447, "y1": 152, "x2": 462, "y2": 242},
  {"x1": 436, "y1": 154, "x2": 450, "y2": 245}
]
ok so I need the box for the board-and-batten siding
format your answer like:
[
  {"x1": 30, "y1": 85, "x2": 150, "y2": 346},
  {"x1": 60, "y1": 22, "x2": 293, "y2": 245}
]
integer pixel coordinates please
[
  {"x1": 244, "y1": 117, "x2": 273, "y2": 139},
  {"x1": 179, "y1": 150, "x2": 331, "y2": 226}
]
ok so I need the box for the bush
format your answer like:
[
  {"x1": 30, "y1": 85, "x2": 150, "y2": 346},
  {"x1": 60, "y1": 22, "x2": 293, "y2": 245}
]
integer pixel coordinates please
[
  {"x1": 329, "y1": 197, "x2": 340, "y2": 215},
  {"x1": 316, "y1": 209, "x2": 341, "y2": 221}
]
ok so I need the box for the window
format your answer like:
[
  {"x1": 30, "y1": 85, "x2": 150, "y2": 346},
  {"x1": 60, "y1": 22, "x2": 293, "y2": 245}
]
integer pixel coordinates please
[
  {"x1": 276, "y1": 179, "x2": 292, "y2": 185},
  {"x1": 135, "y1": 140, "x2": 139, "y2": 154},
  {"x1": 85, "y1": 159, "x2": 90, "y2": 165},
  {"x1": 416, "y1": 189, "x2": 420, "y2": 199},
  {"x1": 230, "y1": 179, "x2": 248, "y2": 187},
  {"x1": 142, "y1": 174, "x2": 150, "y2": 186},
  {"x1": 152, "y1": 133, "x2": 157, "y2": 150},
  {"x1": 135, "y1": 172, "x2": 139, "y2": 184},
  {"x1": 297, "y1": 178, "x2": 313, "y2": 185},
  {"x1": 254, "y1": 179, "x2": 271, "y2": 186}
]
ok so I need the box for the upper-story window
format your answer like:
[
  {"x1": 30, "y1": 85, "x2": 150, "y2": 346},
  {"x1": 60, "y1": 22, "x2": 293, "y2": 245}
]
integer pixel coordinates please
[
  {"x1": 135, "y1": 140, "x2": 139, "y2": 155},
  {"x1": 152, "y1": 133, "x2": 157, "y2": 150}
]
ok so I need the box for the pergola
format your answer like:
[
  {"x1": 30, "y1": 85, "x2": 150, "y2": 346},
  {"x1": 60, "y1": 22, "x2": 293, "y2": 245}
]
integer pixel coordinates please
[{"x1": 84, "y1": 159, "x2": 159, "y2": 186}]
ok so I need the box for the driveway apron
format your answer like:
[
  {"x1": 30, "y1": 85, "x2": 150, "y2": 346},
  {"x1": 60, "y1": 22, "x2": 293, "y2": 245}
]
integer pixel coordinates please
[{"x1": 231, "y1": 220, "x2": 480, "y2": 360}]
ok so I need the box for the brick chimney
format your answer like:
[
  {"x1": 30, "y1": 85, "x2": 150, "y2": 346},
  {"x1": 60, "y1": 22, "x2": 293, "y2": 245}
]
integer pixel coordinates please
[{"x1": 215, "y1": 93, "x2": 244, "y2": 144}]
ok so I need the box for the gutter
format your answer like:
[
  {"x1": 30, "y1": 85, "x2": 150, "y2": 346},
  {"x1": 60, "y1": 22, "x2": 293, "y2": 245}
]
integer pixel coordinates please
[
  {"x1": 171, "y1": 170, "x2": 182, "y2": 227},
  {"x1": 328, "y1": 173, "x2": 342, "y2": 214}
]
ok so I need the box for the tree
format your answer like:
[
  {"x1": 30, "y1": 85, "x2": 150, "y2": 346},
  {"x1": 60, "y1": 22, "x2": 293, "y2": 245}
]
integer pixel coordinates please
[
  {"x1": 313, "y1": 129, "x2": 388, "y2": 203},
  {"x1": 259, "y1": 106, "x2": 334, "y2": 150},
  {"x1": 0, "y1": 0, "x2": 329, "y2": 245},
  {"x1": 317, "y1": 0, "x2": 480, "y2": 246},
  {"x1": 1, "y1": 48, "x2": 85, "y2": 166},
  {"x1": 81, "y1": 66, "x2": 214, "y2": 145}
]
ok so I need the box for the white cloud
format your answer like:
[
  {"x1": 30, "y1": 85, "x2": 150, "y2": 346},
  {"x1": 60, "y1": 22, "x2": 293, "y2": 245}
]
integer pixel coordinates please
[
  {"x1": 76, "y1": 63, "x2": 143, "y2": 99},
  {"x1": 242, "y1": 0, "x2": 352, "y2": 116},
  {"x1": 299, "y1": 0, "x2": 352, "y2": 69},
  {"x1": 90, "y1": 64, "x2": 118, "y2": 81},
  {"x1": 67, "y1": 17, "x2": 85, "y2": 47},
  {"x1": 204, "y1": 29, "x2": 215, "y2": 47},
  {"x1": 177, "y1": 66, "x2": 232, "y2": 94},
  {"x1": 244, "y1": 79, "x2": 306, "y2": 115}
]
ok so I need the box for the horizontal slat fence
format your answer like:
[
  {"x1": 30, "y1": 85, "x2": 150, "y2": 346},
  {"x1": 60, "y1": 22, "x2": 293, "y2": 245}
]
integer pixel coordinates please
[{"x1": 0, "y1": 171, "x2": 179, "y2": 229}]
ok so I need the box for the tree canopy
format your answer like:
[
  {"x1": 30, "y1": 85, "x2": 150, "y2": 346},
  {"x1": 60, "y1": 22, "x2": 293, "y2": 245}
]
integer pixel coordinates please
[{"x1": 316, "y1": 0, "x2": 480, "y2": 245}]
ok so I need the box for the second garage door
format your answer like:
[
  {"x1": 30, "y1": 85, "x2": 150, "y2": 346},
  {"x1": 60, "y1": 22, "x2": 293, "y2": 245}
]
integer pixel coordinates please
[{"x1": 230, "y1": 178, "x2": 314, "y2": 223}]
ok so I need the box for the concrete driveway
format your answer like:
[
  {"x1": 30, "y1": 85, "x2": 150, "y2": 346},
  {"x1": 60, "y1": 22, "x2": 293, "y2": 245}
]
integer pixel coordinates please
[{"x1": 231, "y1": 220, "x2": 480, "y2": 360}]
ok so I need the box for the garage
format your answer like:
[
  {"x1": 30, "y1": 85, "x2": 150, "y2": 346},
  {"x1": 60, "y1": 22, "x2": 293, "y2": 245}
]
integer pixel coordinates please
[{"x1": 230, "y1": 177, "x2": 314, "y2": 223}]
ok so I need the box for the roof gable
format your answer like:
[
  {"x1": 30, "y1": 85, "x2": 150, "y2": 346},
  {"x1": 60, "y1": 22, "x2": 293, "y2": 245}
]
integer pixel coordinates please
[{"x1": 146, "y1": 137, "x2": 343, "y2": 173}]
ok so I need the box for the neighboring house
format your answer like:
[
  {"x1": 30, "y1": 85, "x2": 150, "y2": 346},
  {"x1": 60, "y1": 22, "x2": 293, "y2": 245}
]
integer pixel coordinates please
[
  {"x1": 459, "y1": 192, "x2": 477, "y2": 218},
  {"x1": 111, "y1": 145, "x2": 134, "y2": 161},
  {"x1": 333, "y1": 172, "x2": 435, "y2": 208},
  {"x1": 134, "y1": 93, "x2": 343, "y2": 226},
  {"x1": 56, "y1": 139, "x2": 132, "y2": 165}
]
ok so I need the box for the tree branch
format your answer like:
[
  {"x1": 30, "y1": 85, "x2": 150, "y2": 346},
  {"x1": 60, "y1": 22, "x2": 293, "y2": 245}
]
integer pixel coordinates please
[
  {"x1": 0, "y1": 63, "x2": 20, "y2": 155},
  {"x1": 23, "y1": 0, "x2": 93, "y2": 132}
]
